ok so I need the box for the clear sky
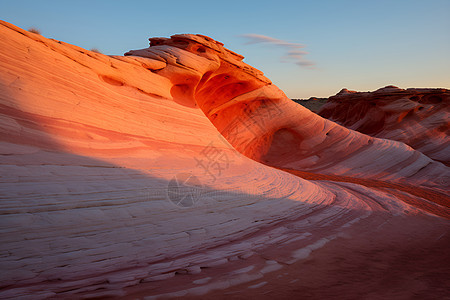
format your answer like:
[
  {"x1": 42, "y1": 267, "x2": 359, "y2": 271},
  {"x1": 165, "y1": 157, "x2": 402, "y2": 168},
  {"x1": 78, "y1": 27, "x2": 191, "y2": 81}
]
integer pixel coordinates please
[{"x1": 1, "y1": 0, "x2": 449, "y2": 98}]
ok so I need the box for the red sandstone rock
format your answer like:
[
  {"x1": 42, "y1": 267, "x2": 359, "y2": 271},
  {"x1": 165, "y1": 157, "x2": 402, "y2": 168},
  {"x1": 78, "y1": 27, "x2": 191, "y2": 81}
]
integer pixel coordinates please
[
  {"x1": 319, "y1": 86, "x2": 450, "y2": 164},
  {"x1": 129, "y1": 38, "x2": 448, "y2": 187}
]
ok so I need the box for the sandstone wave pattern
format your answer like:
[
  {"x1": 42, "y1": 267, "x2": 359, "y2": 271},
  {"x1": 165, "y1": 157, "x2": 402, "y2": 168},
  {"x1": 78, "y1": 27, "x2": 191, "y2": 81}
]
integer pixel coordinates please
[{"x1": 0, "y1": 21, "x2": 448, "y2": 299}]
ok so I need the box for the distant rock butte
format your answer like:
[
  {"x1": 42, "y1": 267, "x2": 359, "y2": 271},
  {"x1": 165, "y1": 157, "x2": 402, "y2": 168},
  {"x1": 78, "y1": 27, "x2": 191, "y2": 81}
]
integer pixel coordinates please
[
  {"x1": 0, "y1": 20, "x2": 448, "y2": 299},
  {"x1": 319, "y1": 86, "x2": 450, "y2": 165},
  {"x1": 291, "y1": 97, "x2": 328, "y2": 113}
]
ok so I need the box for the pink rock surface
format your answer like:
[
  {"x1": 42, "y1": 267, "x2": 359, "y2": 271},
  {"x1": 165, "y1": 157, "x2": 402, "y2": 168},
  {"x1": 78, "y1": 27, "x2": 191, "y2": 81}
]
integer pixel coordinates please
[{"x1": 0, "y1": 21, "x2": 448, "y2": 299}]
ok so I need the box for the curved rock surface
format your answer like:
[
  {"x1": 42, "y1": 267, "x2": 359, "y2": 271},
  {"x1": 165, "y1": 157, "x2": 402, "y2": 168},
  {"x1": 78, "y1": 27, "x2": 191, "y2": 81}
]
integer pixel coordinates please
[
  {"x1": 0, "y1": 21, "x2": 449, "y2": 299},
  {"x1": 127, "y1": 37, "x2": 449, "y2": 189},
  {"x1": 319, "y1": 86, "x2": 450, "y2": 165}
]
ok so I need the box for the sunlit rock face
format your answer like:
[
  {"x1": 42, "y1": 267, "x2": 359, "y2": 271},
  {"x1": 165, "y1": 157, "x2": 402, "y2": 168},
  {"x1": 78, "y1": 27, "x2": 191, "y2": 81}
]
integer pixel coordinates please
[
  {"x1": 128, "y1": 36, "x2": 448, "y2": 188},
  {"x1": 0, "y1": 20, "x2": 449, "y2": 299},
  {"x1": 319, "y1": 86, "x2": 450, "y2": 165}
]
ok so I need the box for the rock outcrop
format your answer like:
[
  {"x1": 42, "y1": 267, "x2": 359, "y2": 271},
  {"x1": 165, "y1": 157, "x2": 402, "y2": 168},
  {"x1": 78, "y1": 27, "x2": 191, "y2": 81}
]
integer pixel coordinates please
[
  {"x1": 0, "y1": 20, "x2": 448, "y2": 299},
  {"x1": 127, "y1": 37, "x2": 448, "y2": 188},
  {"x1": 319, "y1": 86, "x2": 450, "y2": 165},
  {"x1": 291, "y1": 97, "x2": 328, "y2": 113}
]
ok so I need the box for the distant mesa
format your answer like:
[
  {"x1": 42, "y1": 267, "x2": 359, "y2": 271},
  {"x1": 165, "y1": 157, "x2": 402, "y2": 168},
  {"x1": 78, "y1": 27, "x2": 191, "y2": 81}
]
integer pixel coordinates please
[
  {"x1": 319, "y1": 86, "x2": 450, "y2": 165},
  {"x1": 375, "y1": 85, "x2": 402, "y2": 92},
  {"x1": 336, "y1": 88, "x2": 358, "y2": 96},
  {"x1": 291, "y1": 97, "x2": 328, "y2": 113}
]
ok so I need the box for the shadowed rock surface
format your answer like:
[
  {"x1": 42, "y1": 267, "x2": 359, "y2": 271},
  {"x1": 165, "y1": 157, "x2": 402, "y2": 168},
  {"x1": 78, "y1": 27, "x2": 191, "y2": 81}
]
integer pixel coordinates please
[{"x1": 291, "y1": 97, "x2": 328, "y2": 113}]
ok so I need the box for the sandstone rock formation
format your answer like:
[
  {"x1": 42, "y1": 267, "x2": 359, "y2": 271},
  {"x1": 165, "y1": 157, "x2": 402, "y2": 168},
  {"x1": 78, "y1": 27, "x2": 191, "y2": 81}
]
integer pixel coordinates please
[
  {"x1": 0, "y1": 20, "x2": 448, "y2": 299},
  {"x1": 319, "y1": 86, "x2": 450, "y2": 165},
  {"x1": 126, "y1": 37, "x2": 448, "y2": 189}
]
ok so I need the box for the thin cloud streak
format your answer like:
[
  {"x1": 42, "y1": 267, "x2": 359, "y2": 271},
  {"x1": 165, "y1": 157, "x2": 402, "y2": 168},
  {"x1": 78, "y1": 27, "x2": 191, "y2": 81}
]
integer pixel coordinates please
[{"x1": 241, "y1": 34, "x2": 315, "y2": 68}]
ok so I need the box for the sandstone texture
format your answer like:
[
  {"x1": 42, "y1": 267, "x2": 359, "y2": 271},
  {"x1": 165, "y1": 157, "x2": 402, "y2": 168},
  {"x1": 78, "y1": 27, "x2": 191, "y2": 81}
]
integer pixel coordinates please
[
  {"x1": 0, "y1": 21, "x2": 448, "y2": 299},
  {"x1": 319, "y1": 86, "x2": 450, "y2": 165}
]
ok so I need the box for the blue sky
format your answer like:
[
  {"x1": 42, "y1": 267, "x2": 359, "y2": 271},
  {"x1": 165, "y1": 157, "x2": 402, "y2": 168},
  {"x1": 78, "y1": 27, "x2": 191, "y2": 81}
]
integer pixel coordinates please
[{"x1": 1, "y1": 0, "x2": 449, "y2": 98}]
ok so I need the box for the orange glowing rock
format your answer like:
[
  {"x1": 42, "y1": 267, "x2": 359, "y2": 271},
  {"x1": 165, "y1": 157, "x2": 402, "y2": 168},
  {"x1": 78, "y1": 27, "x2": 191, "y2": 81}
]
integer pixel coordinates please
[{"x1": 127, "y1": 36, "x2": 448, "y2": 188}]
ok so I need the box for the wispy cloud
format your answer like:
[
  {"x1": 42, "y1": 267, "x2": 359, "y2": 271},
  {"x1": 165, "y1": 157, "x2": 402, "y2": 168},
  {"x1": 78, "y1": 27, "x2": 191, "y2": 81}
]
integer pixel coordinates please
[{"x1": 241, "y1": 34, "x2": 315, "y2": 68}]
